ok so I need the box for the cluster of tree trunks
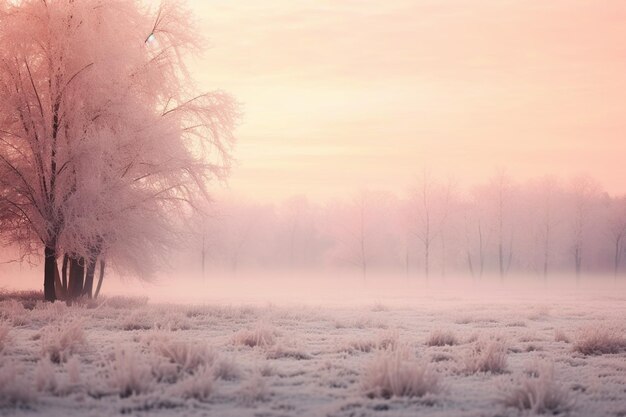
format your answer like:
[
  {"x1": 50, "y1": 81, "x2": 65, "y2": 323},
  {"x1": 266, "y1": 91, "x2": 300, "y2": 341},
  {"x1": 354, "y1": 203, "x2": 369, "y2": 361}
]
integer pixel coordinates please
[{"x1": 44, "y1": 248, "x2": 105, "y2": 303}]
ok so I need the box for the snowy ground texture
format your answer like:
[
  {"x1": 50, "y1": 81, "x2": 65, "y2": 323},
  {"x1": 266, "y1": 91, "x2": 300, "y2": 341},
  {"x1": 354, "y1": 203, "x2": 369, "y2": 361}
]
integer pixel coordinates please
[{"x1": 0, "y1": 289, "x2": 625, "y2": 416}]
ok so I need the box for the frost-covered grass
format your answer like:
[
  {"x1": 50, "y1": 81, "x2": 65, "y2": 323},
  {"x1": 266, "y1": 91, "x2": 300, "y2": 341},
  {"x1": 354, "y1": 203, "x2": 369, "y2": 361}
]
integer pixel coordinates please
[
  {"x1": 464, "y1": 338, "x2": 508, "y2": 374},
  {"x1": 339, "y1": 329, "x2": 399, "y2": 353},
  {"x1": 361, "y1": 345, "x2": 441, "y2": 399},
  {"x1": 232, "y1": 322, "x2": 276, "y2": 347},
  {"x1": 554, "y1": 328, "x2": 571, "y2": 343},
  {"x1": 0, "y1": 360, "x2": 32, "y2": 407},
  {"x1": 425, "y1": 329, "x2": 458, "y2": 346},
  {"x1": 173, "y1": 365, "x2": 214, "y2": 400},
  {"x1": 238, "y1": 372, "x2": 269, "y2": 405},
  {"x1": 149, "y1": 336, "x2": 216, "y2": 374},
  {"x1": 40, "y1": 319, "x2": 85, "y2": 363},
  {"x1": 213, "y1": 356, "x2": 241, "y2": 380},
  {"x1": 0, "y1": 289, "x2": 623, "y2": 416},
  {"x1": 0, "y1": 321, "x2": 9, "y2": 352},
  {"x1": 502, "y1": 362, "x2": 572, "y2": 414},
  {"x1": 572, "y1": 325, "x2": 626, "y2": 355},
  {"x1": 107, "y1": 347, "x2": 153, "y2": 398}
]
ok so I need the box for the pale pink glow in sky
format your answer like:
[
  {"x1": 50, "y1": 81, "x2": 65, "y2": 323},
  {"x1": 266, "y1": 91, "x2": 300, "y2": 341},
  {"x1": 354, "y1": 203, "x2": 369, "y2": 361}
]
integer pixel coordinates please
[{"x1": 189, "y1": 0, "x2": 626, "y2": 201}]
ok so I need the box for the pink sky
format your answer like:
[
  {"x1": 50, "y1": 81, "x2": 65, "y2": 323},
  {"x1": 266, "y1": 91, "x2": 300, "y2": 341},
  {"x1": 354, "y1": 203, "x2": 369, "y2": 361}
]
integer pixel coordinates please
[{"x1": 189, "y1": 0, "x2": 626, "y2": 201}]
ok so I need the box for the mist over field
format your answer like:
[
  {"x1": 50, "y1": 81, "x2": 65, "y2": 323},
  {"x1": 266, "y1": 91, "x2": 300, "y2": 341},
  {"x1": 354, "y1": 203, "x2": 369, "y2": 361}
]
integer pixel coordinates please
[
  {"x1": 1, "y1": 263, "x2": 625, "y2": 417},
  {"x1": 1, "y1": 0, "x2": 625, "y2": 416}
]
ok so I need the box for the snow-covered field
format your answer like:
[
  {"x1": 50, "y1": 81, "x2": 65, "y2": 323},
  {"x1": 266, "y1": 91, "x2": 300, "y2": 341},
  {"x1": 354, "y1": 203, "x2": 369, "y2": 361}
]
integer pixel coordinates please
[{"x1": 0, "y1": 276, "x2": 625, "y2": 417}]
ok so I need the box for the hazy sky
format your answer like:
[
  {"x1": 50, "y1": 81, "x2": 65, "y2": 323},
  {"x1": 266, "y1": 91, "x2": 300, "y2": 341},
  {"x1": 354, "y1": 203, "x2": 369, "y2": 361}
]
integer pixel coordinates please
[{"x1": 188, "y1": 0, "x2": 626, "y2": 201}]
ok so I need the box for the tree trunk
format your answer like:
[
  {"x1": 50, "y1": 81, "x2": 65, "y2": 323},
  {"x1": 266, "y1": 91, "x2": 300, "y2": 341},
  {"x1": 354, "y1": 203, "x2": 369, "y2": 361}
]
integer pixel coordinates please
[
  {"x1": 424, "y1": 240, "x2": 430, "y2": 279},
  {"x1": 506, "y1": 234, "x2": 514, "y2": 275},
  {"x1": 62, "y1": 254, "x2": 69, "y2": 292},
  {"x1": 467, "y1": 251, "x2": 474, "y2": 278},
  {"x1": 54, "y1": 263, "x2": 66, "y2": 300},
  {"x1": 543, "y1": 222, "x2": 550, "y2": 280},
  {"x1": 574, "y1": 246, "x2": 582, "y2": 280},
  {"x1": 68, "y1": 257, "x2": 85, "y2": 301},
  {"x1": 440, "y1": 234, "x2": 446, "y2": 278},
  {"x1": 614, "y1": 238, "x2": 622, "y2": 278},
  {"x1": 478, "y1": 223, "x2": 484, "y2": 279},
  {"x1": 498, "y1": 242, "x2": 504, "y2": 280},
  {"x1": 44, "y1": 246, "x2": 57, "y2": 302},
  {"x1": 83, "y1": 257, "x2": 97, "y2": 298},
  {"x1": 94, "y1": 260, "x2": 105, "y2": 299}
]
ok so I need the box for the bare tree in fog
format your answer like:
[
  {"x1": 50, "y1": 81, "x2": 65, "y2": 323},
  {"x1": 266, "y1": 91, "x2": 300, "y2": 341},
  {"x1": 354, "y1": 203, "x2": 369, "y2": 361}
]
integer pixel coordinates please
[
  {"x1": 410, "y1": 174, "x2": 452, "y2": 279},
  {"x1": 463, "y1": 193, "x2": 488, "y2": 279},
  {"x1": 438, "y1": 179, "x2": 456, "y2": 278},
  {"x1": 569, "y1": 176, "x2": 602, "y2": 280},
  {"x1": 488, "y1": 171, "x2": 515, "y2": 279},
  {"x1": 327, "y1": 191, "x2": 384, "y2": 278},
  {"x1": 398, "y1": 201, "x2": 414, "y2": 278},
  {"x1": 534, "y1": 177, "x2": 561, "y2": 279},
  {"x1": 223, "y1": 205, "x2": 262, "y2": 272},
  {"x1": 355, "y1": 193, "x2": 369, "y2": 278},
  {"x1": 608, "y1": 196, "x2": 626, "y2": 277},
  {"x1": 175, "y1": 176, "x2": 623, "y2": 279}
]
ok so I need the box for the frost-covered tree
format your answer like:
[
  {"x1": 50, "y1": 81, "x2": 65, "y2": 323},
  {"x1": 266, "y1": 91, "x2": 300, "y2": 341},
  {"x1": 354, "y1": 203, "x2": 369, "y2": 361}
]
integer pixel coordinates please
[{"x1": 0, "y1": 0, "x2": 237, "y2": 301}]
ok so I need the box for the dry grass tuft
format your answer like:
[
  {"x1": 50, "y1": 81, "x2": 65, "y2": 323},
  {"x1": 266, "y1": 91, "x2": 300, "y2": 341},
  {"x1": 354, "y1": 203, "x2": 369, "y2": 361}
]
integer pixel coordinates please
[
  {"x1": 173, "y1": 365, "x2": 214, "y2": 401},
  {"x1": 0, "y1": 360, "x2": 32, "y2": 406},
  {"x1": 341, "y1": 329, "x2": 399, "y2": 354},
  {"x1": 573, "y1": 326, "x2": 626, "y2": 355},
  {"x1": 341, "y1": 337, "x2": 377, "y2": 353},
  {"x1": 213, "y1": 356, "x2": 241, "y2": 380},
  {"x1": 0, "y1": 321, "x2": 10, "y2": 352},
  {"x1": 232, "y1": 323, "x2": 276, "y2": 348},
  {"x1": 0, "y1": 300, "x2": 30, "y2": 326},
  {"x1": 154, "y1": 312, "x2": 192, "y2": 331},
  {"x1": 464, "y1": 338, "x2": 508, "y2": 374},
  {"x1": 502, "y1": 362, "x2": 571, "y2": 414},
  {"x1": 30, "y1": 302, "x2": 69, "y2": 324},
  {"x1": 151, "y1": 338, "x2": 216, "y2": 374},
  {"x1": 425, "y1": 329, "x2": 458, "y2": 346},
  {"x1": 362, "y1": 345, "x2": 441, "y2": 399},
  {"x1": 107, "y1": 347, "x2": 152, "y2": 398},
  {"x1": 40, "y1": 320, "x2": 86, "y2": 363},
  {"x1": 34, "y1": 359, "x2": 57, "y2": 393},
  {"x1": 120, "y1": 311, "x2": 152, "y2": 331},
  {"x1": 66, "y1": 357, "x2": 81, "y2": 385},
  {"x1": 238, "y1": 373, "x2": 269, "y2": 405},
  {"x1": 554, "y1": 329, "x2": 570, "y2": 343},
  {"x1": 0, "y1": 290, "x2": 41, "y2": 310},
  {"x1": 266, "y1": 344, "x2": 311, "y2": 360}
]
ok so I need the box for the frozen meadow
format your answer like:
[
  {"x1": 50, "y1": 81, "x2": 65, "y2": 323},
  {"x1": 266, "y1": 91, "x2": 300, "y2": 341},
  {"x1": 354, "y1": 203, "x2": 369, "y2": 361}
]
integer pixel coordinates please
[
  {"x1": 0, "y1": 274, "x2": 625, "y2": 417},
  {"x1": 1, "y1": 1, "x2": 625, "y2": 416}
]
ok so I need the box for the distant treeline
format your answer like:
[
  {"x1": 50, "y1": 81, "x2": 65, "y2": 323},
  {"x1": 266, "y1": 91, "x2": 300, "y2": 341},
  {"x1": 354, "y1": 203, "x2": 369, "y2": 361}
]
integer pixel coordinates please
[{"x1": 191, "y1": 173, "x2": 626, "y2": 278}]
